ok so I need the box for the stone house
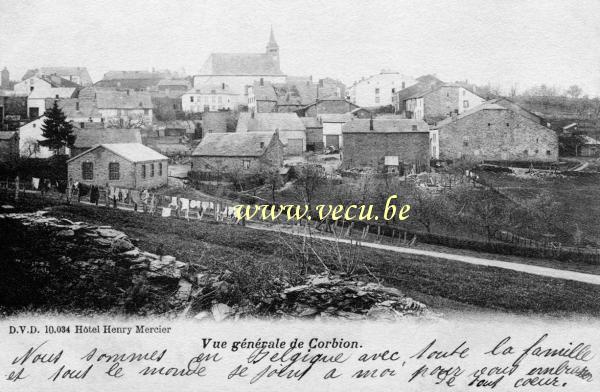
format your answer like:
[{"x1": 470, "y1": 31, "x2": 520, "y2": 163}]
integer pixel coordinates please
[
  {"x1": 247, "y1": 78, "x2": 339, "y2": 113},
  {"x1": 70, "y1": 127, "x2": 142, "y2": 157},
  {"x1": 236, "y1": 112, "x2": 306, "y2": 155},
  {"x1": 94, "y1": 70, "x2": 166, "y2": 91},
  {"x1": 432, "y1": 103, "x2": 559, "y2": 162},
  {"x1": 0, "y1": 131, "x2": 19, "y2": 162},
  {"x1": 191, "y1": 132, "x2": 283, "y2": 174},
  {"x1": 405, "y1": 84, "x2": 485, "y2": 123},
  {"x1": 0, "y1": 94, "x2": 28, "y2": 131},
  {"x1": 24, "y1": 75, "x2": 78, "y2": 118},
  {"x1": 181, "y1": 83, "x2": 237, "y2": 112},
  {"x1": 67, "y1": 143, "x2": 168, "y2": 189},
  {"x1": 347, "y1": 70, "x2": 416, "y2": 108},
  {"x1": 577, "y1": 136, "x2": 600, "y2": 157},
  {"x1": 393, "y1": 74, "x2": 444, "y2": 113},
  {"x1": 341, "y1": 118, "x2": 430, "y2": 172},
  {"x1": 22, "y1": 67, "x2": 93, "y2": 86},
  {"x1": 95, "y1": 89, "x2": 153, "y2": 127},
  {"x1": 201, "y1": 112, "x2": 232, "y2": 135},
  {"x1": 300, "y1": 117, "x2": 323, "y2": 152}
]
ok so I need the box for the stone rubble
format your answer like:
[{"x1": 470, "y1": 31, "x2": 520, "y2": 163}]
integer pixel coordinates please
[{"x1": 2, "y1": 211, "x2": 432, "y2": 321}]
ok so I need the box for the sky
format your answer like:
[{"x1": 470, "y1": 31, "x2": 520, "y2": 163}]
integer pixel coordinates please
[{"x1": 1, "y1": 0, "x2": 599, "y2": 96}]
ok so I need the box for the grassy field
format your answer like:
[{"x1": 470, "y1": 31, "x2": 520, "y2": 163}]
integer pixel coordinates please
[
  {"x1": 478, "y1": 171, "x2": 600, "y2": 246},
  {"x1": 41, "y1": 202, "x2": 600, "y2": 317}
]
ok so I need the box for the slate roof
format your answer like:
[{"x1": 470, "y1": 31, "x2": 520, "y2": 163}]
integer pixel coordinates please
[
  {"x1": 191, "y1": 132, "x2": 276, "y2": 157},
  {"x1": 28, "y1": 87, "x2": 77, "y2": 99},
  {"x1": 199, "y1": 53, "x2": 283, "y2": 76},
  {"x1": 342, "y1": 118, "x2": 429, "y2": 133},
  {"x1": 95, "y1": 90, "x2": 153, "y2": 109},
  {"x1": 72, "y1": 128, "x2": 142, "y2": 148},
  {"x1": 406, "y1": 83, "x2": 482, "y2": 100},
  {"x1": 103, "y1": 71, "x2": 165, "y2": 80},
  {"x1": 319, "y1": 113, "x2": 353, "y2": 123},
  {"x1": 46, "y1": 98, "x2": 101, "y2": 118},
  {"x1": 157, "y1": 79, "x2": 190, "y2": 88},
  {"x1": 236, "y1": 112, "x2": 306, "y2": 132},
  {"x1": 184, "y1": 84, "x2": 237, "y2": 95},
  {"x1": 300, "y1": 117, "x2": 322, "y2": 128},
  {"x1": 432, "y1": 103, "x2": 508, "y2": 128},
  {"x1": 69, "y1": 143, "x2": 167, "y2": 163},
  {"x1": 22, "y1": 67, "x2": 92, "y2": 85}
]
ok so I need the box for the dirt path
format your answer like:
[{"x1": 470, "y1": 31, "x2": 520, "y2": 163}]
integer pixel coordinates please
[{"x1": 248, "y1": 223, "x2": 600, "y2": 286}]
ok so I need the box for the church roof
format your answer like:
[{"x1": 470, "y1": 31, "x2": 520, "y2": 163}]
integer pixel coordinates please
[{"x1": 198, "y1": 53, "x2": 283, "y2": 76}]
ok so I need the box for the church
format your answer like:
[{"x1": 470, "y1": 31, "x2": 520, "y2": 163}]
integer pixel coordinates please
[{"x1": 192, "y1": 28, "x2": 286, "y2": 107}]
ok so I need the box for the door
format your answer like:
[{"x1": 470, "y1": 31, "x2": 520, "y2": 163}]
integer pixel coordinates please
[
  {"x1": 325, "y1": 135, "x2": 340, "y2": 149},
  {"x1": 286, "y1": 138, "x2": 304, "y2": 155}
]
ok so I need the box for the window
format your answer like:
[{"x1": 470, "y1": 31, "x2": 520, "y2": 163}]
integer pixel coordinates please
[
  {"x1": 375, "y1": 97, "x2": 380, "y2": 104},
  {"x1": 76, "y1": 102, "x2": 80, "y2": 110},
  {"x1": 141, "y1": 164, "x2": 146, "y2": 178},
  {"x1": 402, "y1": 82, "x2": 405, "y2": 89},
  {"x1": 109, "y1": 162, "x2": 120, "y2": 180},
  {"x1": 32, "y1": 123, "x2": 36, "y2": 128},
  {"x1": 487, "y1": 123, "x2": 491, "y2": 126},
  {"x1": 243, "y1": 160, "x2": 251, "y2": 169},
  {"x1": 80, "y1": 122, "x2": 85, "y2": 128},
  {"x1": 55, "y1": 94, "x2": 59, "y2": 99},
  {"x1": 523, "y1": 149, "x2": 528, "y2": 155},
  {"x1": 534, "y1": 149, "x2": 539, "y2": 154},
  {"x1": 391, "y1": 88, "x2": 395, "y2": 93},
  {"x1": 82, "y1": 162, "x2": 93, "y2": 180},
  {"x1": 411, "y1": 125, "x2": 417, "y2": 131},
  {"x1": 30, "y1": 86, "x2": 34, "y2": 92},
  {"x1": 546, "y1": 150, "x2": 551, "y2": 155},
  {"x1": 463, "y1": 100, "x2": 469, "y2": 109},
  {"x1": 159, "y1": 162, "x2": 163, "y2": 176},
  {"x1": 506, "y1": 123, "x2": 510, "y2": 127},
  {"x1": 463, "y1": 141, "x2": 469, "y2": 147},
  {"x1": 260, "y1": 142, "x2": 265, "y2": 148},
  {"x1": 375, "y1": 88, "x2": 380, "y2": 94},
  {"x1": 150, "y1": 163, "x2": 155, "y2": 177},
  {"x1": 190, "y1": 96, "x2": 194, "y2": 102}
]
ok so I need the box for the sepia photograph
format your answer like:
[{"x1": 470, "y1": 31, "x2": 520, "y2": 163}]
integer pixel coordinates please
[{"x1": 0, "y1": 0, "x2": 599, "y2": 390}]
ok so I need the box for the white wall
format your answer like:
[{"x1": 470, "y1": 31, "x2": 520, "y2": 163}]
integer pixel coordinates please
[
  {"x1": 458, "y1": 87, "x2": 485, "y2": 113},
  {"x1": 349, "y1": 72, "x2": 417, "y2": 107},
  {"x1": 18, "y1": 117, "x2": 70, "y2": 158},
  {"x1": 193, "y1": 75, "x2": 286, "y2": 106},
  {"x1": 322, "y1": 122, "x2": 344, "y2": 148},
  {"x1": 14, "y1": 77, "x2": 51, "y2": 95},
  {"x1": 182, "y1": 93, "x2": 234, "y2": 112}
]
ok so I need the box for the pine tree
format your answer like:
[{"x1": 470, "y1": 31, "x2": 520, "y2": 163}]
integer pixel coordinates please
[{"x1": 38, "y1": 100, "x2": 76, "y2": 155}]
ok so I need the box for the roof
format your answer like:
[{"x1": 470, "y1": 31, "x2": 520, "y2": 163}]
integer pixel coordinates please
[
  {"x1": 47, "y1": 98, "x2": 101, "y2": 118},
  {"x1": 192, "y1": 132, "x2": 277, "y2": 157},
  {"x1": 198, "y1": 53, "x2": 283, "y2": 76},
  {"x1": 95, "y1": 90, "x2": 153, "y2": 109},
  {"x1": 157, "y1": 79, "x2": 190, "y2": 88},
  {"x1": 300, "y1": 117, "x2": 322, "y2": 128},
  {"x1": 0, "y1": 131, "x2": 17, "y2": 140},
  {"x1": 102, "y1": 70, "x2": 166, "y2": 80},
  {"x1": 581, "y1": 135, "x2": 600, "y2": 145},
  {"x1": 72, "y1": 128, "x2": 142, "y2": 148},
  {"x1": 251, "y1": 80, "x2": 338, "y2": 106},
  {"x1": 184, "y1": 84, "x2": 237, "y2": 95},
  {"x1": 236, "y1": 112, "x2": 306, "y2": 132},
  {"x1": 40, "y1": 67, "x2": 92, "y2": 85},
  {"x1": 38, "y1": 75, "x2": 80, "y2": 88},
  {"x1": 68, "y1": 143, "x2": 167, "y2": 163},
  {"x1": 319, "y1": 113, "x2": 353, "y2": 123},
  {"x1": 433, "y1": 103, "x2": 508, "y2": 128},
  {"x1": 487, "y1": 97, "x2": 548, "y2": 126},
  {"x1": 342, "y1": 118, "x2": 429, "y2": 133},
  {"x1": 405, "y1": 83, "x2": 469, "y2": 99}
]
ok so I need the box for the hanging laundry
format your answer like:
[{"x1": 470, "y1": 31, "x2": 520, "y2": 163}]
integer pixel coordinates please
[
  {"x1": 189, "y1": 200, "x2": 199, "y2": 209},
  {"x1": 169, "y1": 196, "x2": 178, "y2": 208},
  {"x1": 109, "y1": 186, "x2": 115, "y2": 199},
  {"x1": 31, "y1": 177, "x2": 40, "y2": 190},
  {"x1": 161, "y1": 207, "x2": 172, "y2": 217},
  {"x1": 130, "y1": 190, "x2": 141, "y2": 204},
  {"x1": 208, "y1": 201, "x2": 214, "y2": 210},
  {"x1": 116, "y1": 188, "x2": 122, "y2": 201},
  {"x1": 141, "y1": 189, "x2": 149, "y2": 203},
  {"x1": 122, "y1": 188, "x2": 129, "y2": 203},
  {"x1": 180, "y1": 198, "x2": 190, "y2": 211}
]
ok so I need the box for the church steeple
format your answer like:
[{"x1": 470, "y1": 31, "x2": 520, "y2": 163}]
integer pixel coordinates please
[{"x1": 266, "y1": 26, "x2": 280, "y2": 69}]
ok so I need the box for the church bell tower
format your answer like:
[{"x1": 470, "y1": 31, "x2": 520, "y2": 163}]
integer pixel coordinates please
[{"x1": 266, "y1": 26, "x2": 280, "y2": 70}]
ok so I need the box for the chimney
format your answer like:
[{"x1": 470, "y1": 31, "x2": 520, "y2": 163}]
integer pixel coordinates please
[{"x1": 369, "y1": 114, "x2": 374, "y2": 131}]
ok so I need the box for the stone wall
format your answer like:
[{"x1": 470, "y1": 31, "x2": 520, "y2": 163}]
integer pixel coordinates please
[
  {"x1": 342, "y1": 132, "x2": 430, "y2": 170},
  {"x1": 437, "y1": 109, "x2": 559, "y2": 162}
]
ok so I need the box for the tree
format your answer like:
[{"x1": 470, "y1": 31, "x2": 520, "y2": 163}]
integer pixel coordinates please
[
  {"x1": 38, "y1": 101, "x2": 75, "y2": 155},
  {"x1": 565, "y1": 85, "x2": 583, "y2": 99},
  {"x1": 20, "y1": 137, "x2": 41, "y2": 158},
  {"x1": 406, "y1": 186, "x2": 451, "y2": 233}
]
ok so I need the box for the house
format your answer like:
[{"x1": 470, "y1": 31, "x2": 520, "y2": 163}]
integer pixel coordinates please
[
  {"x1": 297, "y1": 98, "x2": 363, "y2": 117},
  {"x1": 193, "y1": 27, "x2": 286, "y2": 106},
  {"x1": 95, "y1": 70, "x2": 167, "y2": 91},
  {"x1": 577, "y1": 136, "x2": 600, "y2": 157},
  {"x1": 1, "y1": 94, "x2": 28, "y2": 131},
  {"x1": 431, "y1": 103, "x2": 559, "y2": 162},
  {"x1": 320, "y1": 113, "x2": 353, "y2": 150},
  {"x1": 404, "y1": 83, "x2": 485, "y2": 123},
  {"x1": 348, "y1": 70, "x2": 417, "y2": 108},
  {"x1": 50, "y1": 97, "x2": 102, "y2": 125},
  {"x1": 18, "y1": 117, "x2": 65, "y2": 158},
  {"x1": 236, "y1": 112, "x2": 306, "y2": 155},
  {"x1": 0, "y1": 131, "x2": 19, "y2": 162},
  {"x1": 341, "y1": 118, "x2": 430, "y2": 172},
  {"x1": 181, "y1": 84, "x2": 236, "y2": 112},
  {"x1": 157, "y1": 79, "x2": 191, "y2": 96},
  {"x1": 247, "y1": 78, "x2": 340, "y2": 113},
  {"x1": 95, "y1": 89, "x2": 153, "y2": 127},
  {"x1": 67, "y1": 143, "x2": 168, "y2": 189},
  {"x1": 300, "y1": 117, "x2": 323, "y2": 152},
  {"x1": 191, "y1": 132, "x2": 283, "y2": 174},
  {"x1": 18, "y1": 75, "x2": 79, "y2": 118},
  {"x1": 22, "y1": 67, "x2": 93, "y2": 86},
  {"x1": 70, "y1": 127, "x2": 142, "y2": 157},
  {"x1": 393, "y1": 74, "x2": 444, "y2": 114}
]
